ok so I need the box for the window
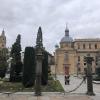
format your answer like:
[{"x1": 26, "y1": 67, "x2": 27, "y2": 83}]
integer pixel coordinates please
[
  {"x1": 95, "y1": 44, "x2": 97, "y2": 49},
  {"x1": 95, "y1": 56, "x2": 98, "y2": 65},
  {"x1": 78, "y1": 56, "x2": 80, "y2": 61},
  {"x1": 89, "y1": 44, "x2": 91, "y2": 49},
  {"x1": 64, "y1": 52, "x2": 68, "y2": 61},
  {"x1": 78, "y1": 43, "x2": 80, "y2": 49},
  {"x1": 71, "y1": 42, "x2": 74, "y2": 48},
  {"x1": 84, "y1": 56, "x2": 86, "y2": 63},
  {"x1": 83, "y1": 44, "x2": 85, "y2": 49},
  {"x1": 84, "y1": 63, "x2": 86, "y2": 65}
]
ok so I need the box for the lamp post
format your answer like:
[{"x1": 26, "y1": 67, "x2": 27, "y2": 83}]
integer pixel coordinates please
[{"x1": 84, "y1": 54, "x2": 95, "y2": 96}]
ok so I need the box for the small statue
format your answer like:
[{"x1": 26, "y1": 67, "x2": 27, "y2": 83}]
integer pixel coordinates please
[{"x1": 36, "y1": 27, "x2": 43, "y2": 48}]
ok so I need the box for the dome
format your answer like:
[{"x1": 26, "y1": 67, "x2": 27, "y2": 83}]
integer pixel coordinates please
[
  {"x1": 60, "y1": 36, "x2": 73, "y2": 43},
  {"x1": 60, "y1": 25, "x2": 73, "y2": 43}
]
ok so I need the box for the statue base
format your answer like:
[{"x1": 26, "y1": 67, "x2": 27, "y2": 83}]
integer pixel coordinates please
[{"x1": 86, "y1": 92, "x2": 95, "y2": 96}]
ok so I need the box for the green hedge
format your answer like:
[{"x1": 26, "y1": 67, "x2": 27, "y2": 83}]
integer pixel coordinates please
[{"x1": 22, "y1": 47, "x2": 36, "y2": 87}]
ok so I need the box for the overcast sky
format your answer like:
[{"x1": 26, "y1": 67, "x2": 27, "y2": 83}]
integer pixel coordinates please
[{"x1": 0, "y1": 0, "x2": 100, "y2": 54}]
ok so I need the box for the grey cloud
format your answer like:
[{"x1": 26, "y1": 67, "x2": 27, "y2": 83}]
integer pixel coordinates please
[{"x1": 0, "y1": 0, "x2": 100, "y2": 53}]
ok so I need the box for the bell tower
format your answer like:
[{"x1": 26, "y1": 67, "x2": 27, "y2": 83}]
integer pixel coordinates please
[{"x1": 0, "y1": 29, "x2": 6, "y2": 48}]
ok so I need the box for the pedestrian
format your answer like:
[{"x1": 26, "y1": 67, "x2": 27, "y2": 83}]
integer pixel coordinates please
[
  {"x1": 65, "y1": 75, "x2": 67, "y2": 85},
  {"x1": 83, "y1": 68, "x2": 87, "y2": 83},
  {"x1": 83, "y1": 75, "x2": 86, "y2": 83},
  {"x1": 65, "y1": 75, "x2": 70, "y2": 85},
  {"x1": 67, "y1": 75, "x2": 70, "y2": 85}
]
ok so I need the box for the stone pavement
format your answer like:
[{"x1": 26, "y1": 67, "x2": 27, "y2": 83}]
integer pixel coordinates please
[
  {"x1": 0, "y1": 75, "x2": 100, "y2": 100},
  {"x1": 57, "y1": 75, "x2": 100, "y2": 94},
  {"x1": 0, "y1": 92, "x2": 100, "y2": 100}
]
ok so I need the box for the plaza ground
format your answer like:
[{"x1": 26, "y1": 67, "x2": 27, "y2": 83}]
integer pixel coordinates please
[
  {"x1": 0, "y1": 75, "x2": 100, "y2": 100},
  {"x1": 57, "y1": 75, "x2": 100, "y2": 94},
  {"x1": 0, "y1": 92, "x2": 100, "y2": 100}
]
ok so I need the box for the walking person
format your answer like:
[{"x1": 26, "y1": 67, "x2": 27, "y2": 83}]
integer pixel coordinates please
[
  {"x1": 67, "y1": 75, "x2": 70, "y2": 85},
  {"x1": 65, "y1": 75, "x2": 70, "y2": 85},
  {"x1": 83, "y1": 75, "x2": 86, "y2": 83},
  {"x1": 65, "y1": 75, "x2": 67, "y2": 85}
]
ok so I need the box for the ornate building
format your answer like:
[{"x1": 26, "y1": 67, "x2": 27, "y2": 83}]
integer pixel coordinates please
[{"x1": 55, "y1": 26, "x2": 100, "y2": 75}]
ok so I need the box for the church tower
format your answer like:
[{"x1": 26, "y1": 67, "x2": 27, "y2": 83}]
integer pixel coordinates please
[{"x1": 0, "y1": 29, "x2": 6, "y2": 48}]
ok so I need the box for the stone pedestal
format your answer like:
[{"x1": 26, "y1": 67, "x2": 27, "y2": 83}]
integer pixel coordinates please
[{"x1": 84, "y1": 54, "x2": 95, "y2": 96}]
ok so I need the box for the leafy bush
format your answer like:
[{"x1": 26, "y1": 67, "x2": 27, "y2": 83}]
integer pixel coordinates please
[{"x1": 0, "y1": 60, "x2": 7, "y2": 78}]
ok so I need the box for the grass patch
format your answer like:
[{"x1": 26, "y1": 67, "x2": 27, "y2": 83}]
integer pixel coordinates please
[
  {"x1": 0, "y1": 78, "x2": 64, "y2": 92},
  {"x1": 41, "y1": 80, "x2": 64, "y2": 92}
]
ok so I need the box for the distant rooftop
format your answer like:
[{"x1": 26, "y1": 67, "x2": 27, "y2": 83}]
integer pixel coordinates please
[{"x1": 75, "y1": 38, "x2": 100, "y2": 42}]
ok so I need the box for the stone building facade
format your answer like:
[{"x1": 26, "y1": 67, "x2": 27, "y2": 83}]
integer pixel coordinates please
[{"x1": 55, "y1": 26, "x2": 100, "y2": 75}]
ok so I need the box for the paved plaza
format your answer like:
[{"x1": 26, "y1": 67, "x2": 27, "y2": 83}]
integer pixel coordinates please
[
  {"x1": 57, "y1": 75, "x2": 100, "y2": 94},
  {"x1": 0, "y1": 75, "x2": 100, "y2": 100},
  {"x1": 0, "y1": 92, "x2": 100, "y2": 100}
]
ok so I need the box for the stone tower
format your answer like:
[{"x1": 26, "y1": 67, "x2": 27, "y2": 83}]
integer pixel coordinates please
[{"x1": 0, "y1": 29, "x2": 6, "y2": 48}]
